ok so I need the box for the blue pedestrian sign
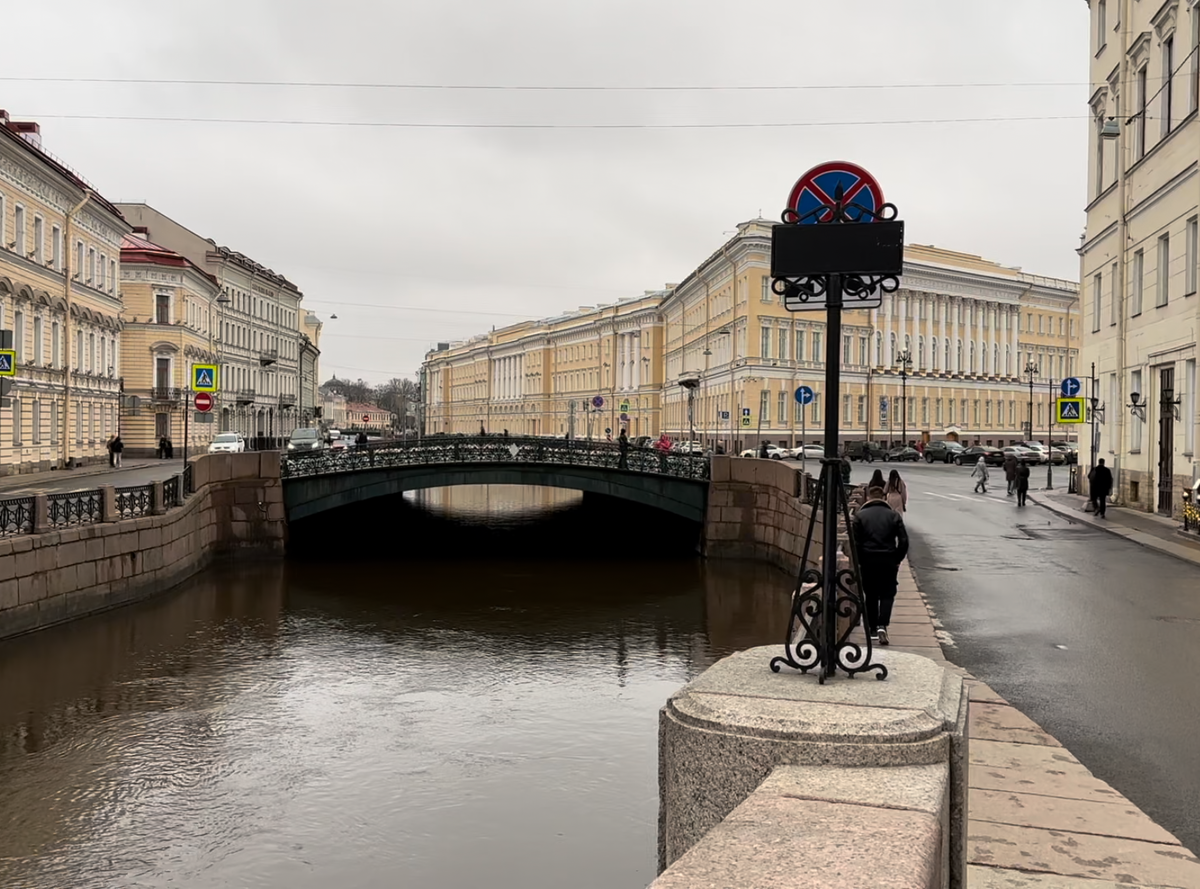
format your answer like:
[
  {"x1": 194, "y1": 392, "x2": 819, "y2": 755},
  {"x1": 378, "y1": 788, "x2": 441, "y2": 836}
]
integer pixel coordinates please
[
  {"x1": 191, "y1": 364, "x2": 219, "y2": 393},
  {"x1": 1061, "y1": 377, "x2": 1082, "y2": 397},
  {"x1": 794, "y1": 385, "x2": 815, "y2": 405},
  {"x1": 0, "y1": 350, "x2": 14, "y2": 377},
  {"x1": 742, "y1": 407, "x2": 751, "y2": 417}
]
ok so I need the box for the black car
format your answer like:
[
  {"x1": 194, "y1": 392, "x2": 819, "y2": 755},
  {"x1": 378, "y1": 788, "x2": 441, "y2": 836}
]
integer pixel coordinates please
[
  {"x1": 884, "y1": 446, "x2": 921, "y2": 462},
  {"x1": 923, "y1": 440, "x2": 964, "y2": 464},
  {"x1": 845, "y1": 441, "x2": 885, "y2": 462},
  {"x1": 954, "y1": 446, "x2": 1005, "y2": 467}
]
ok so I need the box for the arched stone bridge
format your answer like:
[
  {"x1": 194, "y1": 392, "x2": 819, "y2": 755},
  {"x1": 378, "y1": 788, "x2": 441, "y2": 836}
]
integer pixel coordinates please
[{"x1": 281, "y1": 436, "x2": 712, "y2": 523}]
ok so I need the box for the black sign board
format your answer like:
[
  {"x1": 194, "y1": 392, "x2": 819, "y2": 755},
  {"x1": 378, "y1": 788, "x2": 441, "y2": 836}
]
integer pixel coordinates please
[{"x1": 771, "y1": 221, "x2": 905, "y2": 278}]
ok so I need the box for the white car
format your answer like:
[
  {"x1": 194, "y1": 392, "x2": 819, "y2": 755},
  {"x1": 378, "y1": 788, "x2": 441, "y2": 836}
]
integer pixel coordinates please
[
  {"x1": 788, "y1": 445, "x2": 825, "y2": 460},
  {"x1": 208, "y1": 432, "x2": 246, "y2": 454},
  {"x1": 739, "y1": 445, "x2": 786, "y2": 460},
  {"x1": 672, "y1": 441, "x2": 705, "y2": 455}
]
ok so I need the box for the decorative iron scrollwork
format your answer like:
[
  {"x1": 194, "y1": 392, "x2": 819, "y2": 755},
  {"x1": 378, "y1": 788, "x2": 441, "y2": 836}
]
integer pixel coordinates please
[{"x1": 782, "y1": 201, "x2": 899, "y2": 226}]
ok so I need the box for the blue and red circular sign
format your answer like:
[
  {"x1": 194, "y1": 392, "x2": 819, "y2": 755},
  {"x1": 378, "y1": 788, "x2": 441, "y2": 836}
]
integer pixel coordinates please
[
  {"x1": 592, "y1": 396, "x2": 605, "y2": 409},
  {"x1": 787, "y1": 161, "x2": 885, "y2": 224}
]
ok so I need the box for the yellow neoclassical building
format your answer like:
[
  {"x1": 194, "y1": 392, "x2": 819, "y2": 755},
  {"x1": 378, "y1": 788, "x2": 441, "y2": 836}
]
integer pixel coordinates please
[
  {"x1": 118, "y1": 234, "x2": 221, "y2": 457},
  {"x1": 0, "y1": 113, "x2": 130, "y2": 475},
  {"x1": 423, "y1": 221, "x2": 1080, "y2": 451}
]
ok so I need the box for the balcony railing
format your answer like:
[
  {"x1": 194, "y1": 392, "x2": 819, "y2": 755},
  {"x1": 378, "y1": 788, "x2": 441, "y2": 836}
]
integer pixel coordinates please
[
  {"x1": 235, "y1": 389, "x2": 256, "y2": 405},
  {"x1": 279, "y1": 392, "x2": 297, "y2": 407},
  {"x1": 259, "y1": 349, "x2": 278, "y2": 367},
  {"x1": 150, "y1": 387, "x2": 185, "y2": 403}
]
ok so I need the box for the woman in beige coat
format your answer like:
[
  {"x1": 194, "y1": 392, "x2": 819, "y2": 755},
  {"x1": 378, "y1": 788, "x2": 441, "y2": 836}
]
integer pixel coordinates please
[{"x1": 885, "y1": 469, "x2": 908, "y2": 513}]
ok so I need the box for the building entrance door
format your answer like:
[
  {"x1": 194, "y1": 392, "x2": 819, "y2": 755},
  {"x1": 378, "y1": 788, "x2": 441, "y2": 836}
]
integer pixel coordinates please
[{"x1": 1158, "y1": 366, "x2": 1175, "y2": 516}]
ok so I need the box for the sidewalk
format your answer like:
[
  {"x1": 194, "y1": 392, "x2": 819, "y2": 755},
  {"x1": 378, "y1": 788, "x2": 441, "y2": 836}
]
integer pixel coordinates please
[
  {"x1": 0, "y1": 459, "x2": 186, "y2": 493},
  {"x1": 901, "y1": 560, "x2": 1200, "y2": 887},
  {"x1": 1029, "y1": 488, "x2": 1200, "y2": 568}
]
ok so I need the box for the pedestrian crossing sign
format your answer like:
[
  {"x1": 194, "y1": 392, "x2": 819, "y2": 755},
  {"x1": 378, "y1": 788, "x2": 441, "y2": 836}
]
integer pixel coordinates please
[
  {"x1": 1056, "y1": 397, "x2": 1086, "y2": 424},
  {"x1": 741, "y1": 415, "x2": 753, "y2": 427},
  {"x1": 0, "y1": 350, "x2": 15, "y2": 377},
  {"x1": 191, "y1": 364, "x2": 219, "y2": 393}
]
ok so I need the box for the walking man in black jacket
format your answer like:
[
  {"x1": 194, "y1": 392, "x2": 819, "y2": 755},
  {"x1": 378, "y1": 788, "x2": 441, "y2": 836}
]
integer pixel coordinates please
[
  {"x1": 1088, "y1": 458, "x2": 1114, "y2": 518},
  {"x1": 851, "y1": 486, "x2": 910, "y2": 646}
]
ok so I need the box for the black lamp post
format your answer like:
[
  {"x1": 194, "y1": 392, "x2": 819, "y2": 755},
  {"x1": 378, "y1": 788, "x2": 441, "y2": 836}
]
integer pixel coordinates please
[
  {"x1": 1025, "y1": 360, "x2": 1039, "y2": 442},
  {"x1": 897, "y1": 349, "x2": 912, "y2": 447}
]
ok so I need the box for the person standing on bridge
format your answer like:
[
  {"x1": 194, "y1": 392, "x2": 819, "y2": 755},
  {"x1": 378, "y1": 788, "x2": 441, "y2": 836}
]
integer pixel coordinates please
[
  {"x1": 617, "y1": 429, "x2": 629, "y2": 470},
  {"x1": 851, "y1": 485, "x2": 909, "y2": 646},
  {"x1": 1003, "y1": 452, "x2": 1018, "y2": 496}
]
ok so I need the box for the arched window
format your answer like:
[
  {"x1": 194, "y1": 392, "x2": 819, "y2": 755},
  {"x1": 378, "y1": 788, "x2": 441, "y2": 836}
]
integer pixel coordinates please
[
  {"x1": 875, "y1": 331, "x2": 882, "y2": 366},
  {"x1": 1005, "y1": 346, "x2": 1011, "y2": 376},
  {"x1": 957, "y1": 340, "x2": 963, "y2": 372},
  {"x1": 904, "y1": 334, "x2": 911, "y2": 355},
  {"x1": 890, "y1": 332, "x2": 897, "y2": 361},
  {"x1": 945, "y1": 340, "x2": 951, "y2": 370},
  {"x1": 969, "y1": 342, "x2": 975, "y2": 373},
  {"x1": 918, "y1": 336, "x2": 925, "y2": 370},
  {"x1": 931, "y1": 337, "x2": 938, "y2": 370},
  {"x1": 993, "y1": 344, "x2": 999, "y2": 376}
]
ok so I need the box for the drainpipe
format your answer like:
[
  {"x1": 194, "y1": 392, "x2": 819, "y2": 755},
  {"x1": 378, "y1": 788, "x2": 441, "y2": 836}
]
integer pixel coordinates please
[
  {"x1": 62, "y1": 190, "x2": 92, "y2": 469},
  {"x1": 1115, "y1": 0, "x2": 1130, "y2": 505}
]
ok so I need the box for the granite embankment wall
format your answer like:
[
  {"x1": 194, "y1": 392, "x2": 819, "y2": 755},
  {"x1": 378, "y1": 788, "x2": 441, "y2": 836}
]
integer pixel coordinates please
[
  {"x1": 0, "y1": 452, "x2": 286, "y2": 640},
  {"x1": 703, "y1": 456, "x2": 821, "y2": 575}
]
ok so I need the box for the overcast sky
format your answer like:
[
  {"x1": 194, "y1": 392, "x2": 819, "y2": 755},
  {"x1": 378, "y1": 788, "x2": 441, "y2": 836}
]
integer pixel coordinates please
[{"x1": 5, "y1": 1, "x2": 1088, "y2": 385}]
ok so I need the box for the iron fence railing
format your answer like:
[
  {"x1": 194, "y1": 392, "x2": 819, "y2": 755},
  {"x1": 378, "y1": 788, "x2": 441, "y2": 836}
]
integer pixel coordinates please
[
  {"x1": 0, "y1": 496, "x2": 34, "y2": 536},
  {"x1": 183, "y1": 463, "x2": 194, "y2": 496},
  {"x1": 47, "y1": 490, "x2": 103, "y2": 527},
  {"x1": 162, "y1": 476, "x2": 181, "y2": 511},
  {"x1": 114, "y1": 485, "x2": 153, "y2": 519},
  {"x1": 280, "y1": 435, "x2": 711, "y2": 482}
]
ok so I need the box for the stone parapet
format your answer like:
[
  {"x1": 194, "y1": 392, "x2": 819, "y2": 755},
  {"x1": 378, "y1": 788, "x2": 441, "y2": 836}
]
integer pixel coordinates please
[
  {"x1": 0, "y1": 452, "x2": 286, "y2": 641},
  {"x1": 656, "y1": 646, "x2": 968, "y2": 889},
  {"x1": 704, "y1": 456, "x2": 820, "y2": 575}
]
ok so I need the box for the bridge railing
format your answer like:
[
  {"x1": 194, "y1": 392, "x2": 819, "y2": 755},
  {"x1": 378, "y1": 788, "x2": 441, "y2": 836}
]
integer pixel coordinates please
[{"x1": 280, "y1": 435, "x2": 712, "y2": 482}]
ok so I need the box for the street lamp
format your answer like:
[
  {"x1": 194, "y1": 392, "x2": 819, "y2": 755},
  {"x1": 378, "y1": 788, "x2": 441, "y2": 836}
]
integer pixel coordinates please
[
  {"x1": 897, "y1": 349, "x2": 912, "y2": 447},
  {"x1": 1025, "y1": 360, "x2": 1039, "y2": 442},
  {"x1": 678, "y1": 375, "x2": 700, "y2": 447},
  {"x1": 216, "y1": 291, "x2": 230, "y2": 432}
]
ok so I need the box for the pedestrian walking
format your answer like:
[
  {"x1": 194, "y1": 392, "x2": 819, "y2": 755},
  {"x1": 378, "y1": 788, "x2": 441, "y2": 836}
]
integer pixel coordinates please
[
  {"x1": 1003, "y1": 453, "x2": 1018, "y2": 496},
  {"x1": 1015, "y1": 462, "x2": 1030, "y2": 507},
  {"x1": 110, "y1": 435, "x2": 124, "y2": 469},
  {"x1": 158, "y1": 435, "x2": 169, "y2": 460},
  {"x1": 617, "y1": 429, "x2": 629, "y2": 470},
  {"x1": 886, "y1": 469, "x2": 908, "y2": 513},
  {"x1": 106, "y1": 436, "x2": 115, "y2": 468},
  {"x1": 851, "y1": 485, "x2": 909, "y2": 646},
  {"x1": 971, "y1": 456, "x2": 989, "y2": 493},
  {"x1": 1088, "y1": 458, "x2": 1114, "y2": 518},
  {"x1": 868, "y1": 468, "x2": 886, "y2": 490}
]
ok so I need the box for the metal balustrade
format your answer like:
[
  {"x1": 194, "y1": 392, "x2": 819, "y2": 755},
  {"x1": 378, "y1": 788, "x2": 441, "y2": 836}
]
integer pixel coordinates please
[
  {"x1": 280, "y1": 435, "x2": 711, "y2": 482},
  {"x1": 114, "y1": 485, "x2": 153, "y2": 519},
  {"x1": 47, "y1": 490, "x2": 103, "y2": 527},
  {"x1": 0, "y1": 496, "x2": 34, "y2": 536}
]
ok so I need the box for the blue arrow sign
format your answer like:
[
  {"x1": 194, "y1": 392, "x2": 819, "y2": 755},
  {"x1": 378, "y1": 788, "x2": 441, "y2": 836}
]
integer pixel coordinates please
[
  {"x1": 794, "y1": 385, "x2": 815, "y2": 405},
  {"x1": 1061, "y1": 377, "x2": 1082, "y2": 397}
]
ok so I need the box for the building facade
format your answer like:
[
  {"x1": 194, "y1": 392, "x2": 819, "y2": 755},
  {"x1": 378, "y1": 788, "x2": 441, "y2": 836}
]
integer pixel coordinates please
[
  {"x1": 299, "y1": 310, "x2": 322, "y2": 428},
  {"x1": 1081, "y1": 0, "x2": 1200, "y2": 516},
  {"x1": 113, "y1": 205, "x2": 305, "y2": 443},
  {"x1": 118, "y1": 234, "x2": 220, "y2": 457},
  {"x1": 0, "y1": 113, "x2": 130, "y2": 475},
  {"x1": 424, "y1": 221, "x2": 1079, "y2": 451},
  {"x1": 423, "y1": 292, "x2": 664, "y2": 438}
]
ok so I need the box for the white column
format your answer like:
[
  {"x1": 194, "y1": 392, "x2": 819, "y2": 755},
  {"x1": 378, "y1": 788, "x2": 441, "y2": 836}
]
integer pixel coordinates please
[
  {"x1": 925, "y1": 294, "x2": 935, "y2": 371},
  {"x1": 898, "y1": 294, "x2": 907, "y2": 356},
  {"x1": 976, "y1": 301, "x2": 985, "y2": 375},
  {"x1": 939, "y1": 296, "x2": 948, "y2": 373},
  {"x1": 633, "y1": 334, "x2": 641, "y2": 388},
  {"x1": 1009, "y1": 307, "x2": 1019, "y2": 377},
  {"x1": 883, "y1": 293, "x2": 894, "y2": 367},
  {"x1": 950, "y1": 299, "x2": 960, "y2": 374},
  {"x1": 988, "y1": 304, "x2": 998, "y2": 377},
  {"x1": 623, "y1": 334, "x2": 631, "y2": 390}
]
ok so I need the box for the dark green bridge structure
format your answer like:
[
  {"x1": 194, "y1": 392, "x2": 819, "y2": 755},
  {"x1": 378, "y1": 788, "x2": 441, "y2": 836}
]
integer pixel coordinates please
[{"x1": 281, "y1": 436, "x2": 712, "y2": 523}]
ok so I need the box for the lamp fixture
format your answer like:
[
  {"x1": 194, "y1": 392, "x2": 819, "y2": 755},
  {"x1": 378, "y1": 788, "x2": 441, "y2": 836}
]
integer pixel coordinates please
[{"x1": 1100, "y1": 118, "x2": 1120, "y2": 139}]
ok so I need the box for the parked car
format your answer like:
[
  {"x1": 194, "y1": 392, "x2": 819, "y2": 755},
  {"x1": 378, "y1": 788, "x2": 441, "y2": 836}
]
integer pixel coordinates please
[
  {"x1": 287, "y1": 427, "x2": 327, "y2": 453},
  {"x1": 1002, "y1": 446, "x2": 1040, "y2": 465},
  {"x1": 207, "y1": 432, "x2": 246, "y2": 454},
  {"x1": 954, "y1": 445, "x2": 1005, "y2": 467},
  {"x1": 883, "y1": 446, "x2": 921, "y2": 462},
  {"x1": 924, "y1": 440, "x2": 965, "y2": 464},
  {"x1": 788, "y1": 444, "x2": 825, "y2": 460},
  {"x1": 1019, "y1": 442, "x2": 1052, "y2": 464},
  {"x1": 673, "y1": 440, "x2": 705, "y2": 455},
  {"x1": 1052, "y1": 443, "x2": 1079, "y2": 464},
  {"x1": 739, "y1": 445, "x2": 786, "y2": 459},
  {"x1": 845, "y1": 441, "x2": 884, "y2": 462}
]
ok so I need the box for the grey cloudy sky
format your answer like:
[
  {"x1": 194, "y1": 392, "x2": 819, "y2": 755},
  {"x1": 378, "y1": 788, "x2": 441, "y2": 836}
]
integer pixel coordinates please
[{"x1": 5, "y1": 1, "x2": 1088, "y2": 384}]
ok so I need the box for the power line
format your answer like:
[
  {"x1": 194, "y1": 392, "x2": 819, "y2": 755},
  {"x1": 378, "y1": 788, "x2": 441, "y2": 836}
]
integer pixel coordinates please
[
  {"x1": 0, "y1": 75, "x2": 1089, "y2": 92},
  {"x1": 25, "y1": 112, "x2": 1085, "y2": 130}
]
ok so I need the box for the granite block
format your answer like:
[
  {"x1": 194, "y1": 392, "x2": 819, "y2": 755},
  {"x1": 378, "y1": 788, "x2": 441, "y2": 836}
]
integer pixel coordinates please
[
  {"x1": 970, "y1": 788, "x2": 1178, "y2": 844},
  {"x1": 966, "y1": 865, "x2": 1159, "y2": 889},
  {"x1": 970, "y1": 703, "x2": 1061, "y2": 747},
  {"x1": 969, "y1": 740, "x2": 1123, "y2": 803},
  {"x1": 759, "y1": 763, "x2": 948, "y2": 816}
]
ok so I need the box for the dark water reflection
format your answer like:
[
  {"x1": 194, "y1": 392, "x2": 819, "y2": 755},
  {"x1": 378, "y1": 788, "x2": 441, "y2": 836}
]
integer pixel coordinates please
[{"x1": 0, "y1": 486, "x2": 791, "y2": 889}]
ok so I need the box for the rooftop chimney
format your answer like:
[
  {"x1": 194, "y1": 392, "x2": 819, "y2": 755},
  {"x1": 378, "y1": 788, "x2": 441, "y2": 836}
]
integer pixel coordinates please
[
  {"x1": 132, "y1": 226, "x2": 150, "y2": 236},
  {"x1": 8, "y1": 121, "x2": 41, "y2": 150}
]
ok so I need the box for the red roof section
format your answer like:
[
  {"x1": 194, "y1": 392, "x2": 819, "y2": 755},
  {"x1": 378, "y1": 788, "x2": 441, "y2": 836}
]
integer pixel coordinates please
[{"x1": 121, "y1": 233, "x2": 218, "y2": 286}]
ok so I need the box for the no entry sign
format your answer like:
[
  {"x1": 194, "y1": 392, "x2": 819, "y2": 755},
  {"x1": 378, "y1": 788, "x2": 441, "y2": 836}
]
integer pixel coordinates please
[
  {"x1": 194, "y1": 392, "x2": 213, "y2": 412},
  {"x1": 362, "y1": 414, "x2": 370, "y2": 423},
  {"x1": 787, "y1": 161, "x2": 885, "y2": 224}
]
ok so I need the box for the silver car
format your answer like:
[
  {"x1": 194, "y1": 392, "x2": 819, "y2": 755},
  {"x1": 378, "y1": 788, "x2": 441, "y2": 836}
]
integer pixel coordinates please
[{"x1": 208, "y1": 432, "x2": 246, "y2": 454}]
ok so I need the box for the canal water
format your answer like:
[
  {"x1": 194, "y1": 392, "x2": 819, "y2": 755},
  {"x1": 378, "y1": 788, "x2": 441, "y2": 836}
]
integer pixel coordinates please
[{"x1": 0, "y1": 486, "x2": 791, "y2": 889}]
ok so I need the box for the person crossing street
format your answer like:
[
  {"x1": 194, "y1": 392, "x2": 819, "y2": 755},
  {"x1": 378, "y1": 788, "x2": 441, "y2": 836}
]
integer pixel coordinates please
[{"x1": 971, "y1": 456, "x2": 989, "y2": 494}]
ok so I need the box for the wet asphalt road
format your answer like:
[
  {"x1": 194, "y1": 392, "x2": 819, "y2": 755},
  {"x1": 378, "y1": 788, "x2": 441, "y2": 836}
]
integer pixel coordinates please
[
  {"x1": 849, "y1": 459, "x2": 1200, "y2": 854},
  {"x1": 0, "y1": 460, "x2": 187, "y2": 495}
]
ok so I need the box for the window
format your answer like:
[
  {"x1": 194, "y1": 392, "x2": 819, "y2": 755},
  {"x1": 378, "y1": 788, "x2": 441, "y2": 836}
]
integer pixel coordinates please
[
  {"x1": 1095, "y1": 117, "x2": 1106, "y2": 197},
  {"x1": 961, "y1": 399, "x2": 968, "y2": 427},
  {"x1": 858, "y1": 395, "x2": 866, "y2": 424},
  {"x1": 759, "y1": 390, "x2": 770, "y2": 425},
  {"x1": 51, "y1": 322, "x2": 60, "y2": 368},
  {"x1": 87, "y1": 247, "x2": 95, "y2": 283},
  {"x1": 1038, "y1": 314, "x2": 1045, "y2": 334},
  {"x1": 51, "y1": 225, "x2": 61, "y2": 270},
  {"x1": 98, "y1": 253, "x2": 106, "y2": 289},
  {"x1": 811, "y1": 394, "x2": 820, "y2": 425},
  {"x1": 51, "y1": 401, "x2": 58, "y2": 444},
  {"x1": 1132, "y1": 250, "x2": 1144, "y2": 315},
  {"x1": 75, "y1": 241, "x2": 83, "y2": 277},
  {"x1": 1186, "y1": 359, "x2": 1196, "y2": 455},
  {"x1": 1136, "y1": 66, "x2": 1148, "y2": 160},
  {"x1": 760, "y1": 327, "x2": 771, "y2": 359},
  {"x1": 1192, "y1": 4, "x2": 1200, "y2": 112},
  {"x1": 795, "y1": 330, "x2": 805, "y2": 361},
  {"x1": 13, "y1": 312, "x2": 23, "y2": 365},
  {"x1": 1110, "y1": 261, "x2": 1120, "y2": 324},
  {"x1": 875, "y1": 332, "x2": 882, "y2": 366},
  {"x1": 13, "y1": 205, "x2": 25, "y2": 257},
  {"x1": 843, "y1": 394, "x2": 852, "y2": 424},
  {"x1": 1157, "y1": 233, "x2": 1170, "y2": 307},
  {"x1": 31, "y1": 399, "x2": 40, "y2": 445},
  {"x1": 156, "y1": 293, "x2": 171, "y2": 324},
  {"x1": 777, "y1": 391, "x2": 786, "y2": 424},
  {"x1": 921, "y1": 397, "x2": 929, "y2": 426},
  {"x1": 778, "y1": 328, "x2": 788, "y2": 361},
  {"x1": 11, "y1": 398, "x2": 20, "y2": 446},
  {"x1": 843, "y1": 335, "x2": 852, "y2": 364},
  {"x1": 812, "y1": 332, "x2": 822, "y2": 363},
  {"x1": 109, "y1": 259, "x2": 116, "y2": 292},
  {"x1": 761, "y1": 276, "x2": 771, "y2": 302},
  {"x1": 907, "y1": 397, "x2": 915, "y2": 426},
  {"x1": 1162, "y1": 36, "x2": 1174, "y2": 136},
  {"x1": 75, "y1": 331, "x2": 82, "y2": 370},
  {"x1": 985, "y1": 400, "x2": 992, "y2": 425},
  {"x1": 1096, "y1": 0, "x2": 1107, "y2": 51},
  {"x1": 156, "y1": 357, "x2": 171, "y2": 391},
  {"x1": 33, "y1": 318, "x2": 42, "y2": 365},
  {"x1": 1188, "y1": 218, "x2": 1198, "y2": 295},
  {"x1": 32, "y1": 216, "x2": 43, "y2": 264},
  {"x1": 1131, "y1": 369, "x2": 1143, "y2": 450},
  {"x1": 859, "y1": 336, "x2": 868, "y2": 366},
  {"x1": 936, "y1": 398, "x2": 943, "y2": 425}
]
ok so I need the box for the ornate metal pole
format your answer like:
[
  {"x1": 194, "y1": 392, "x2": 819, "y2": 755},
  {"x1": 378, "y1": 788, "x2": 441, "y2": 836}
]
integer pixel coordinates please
[{"x1": 897, "y1": 349, "x2": 912, "y2": 448}]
